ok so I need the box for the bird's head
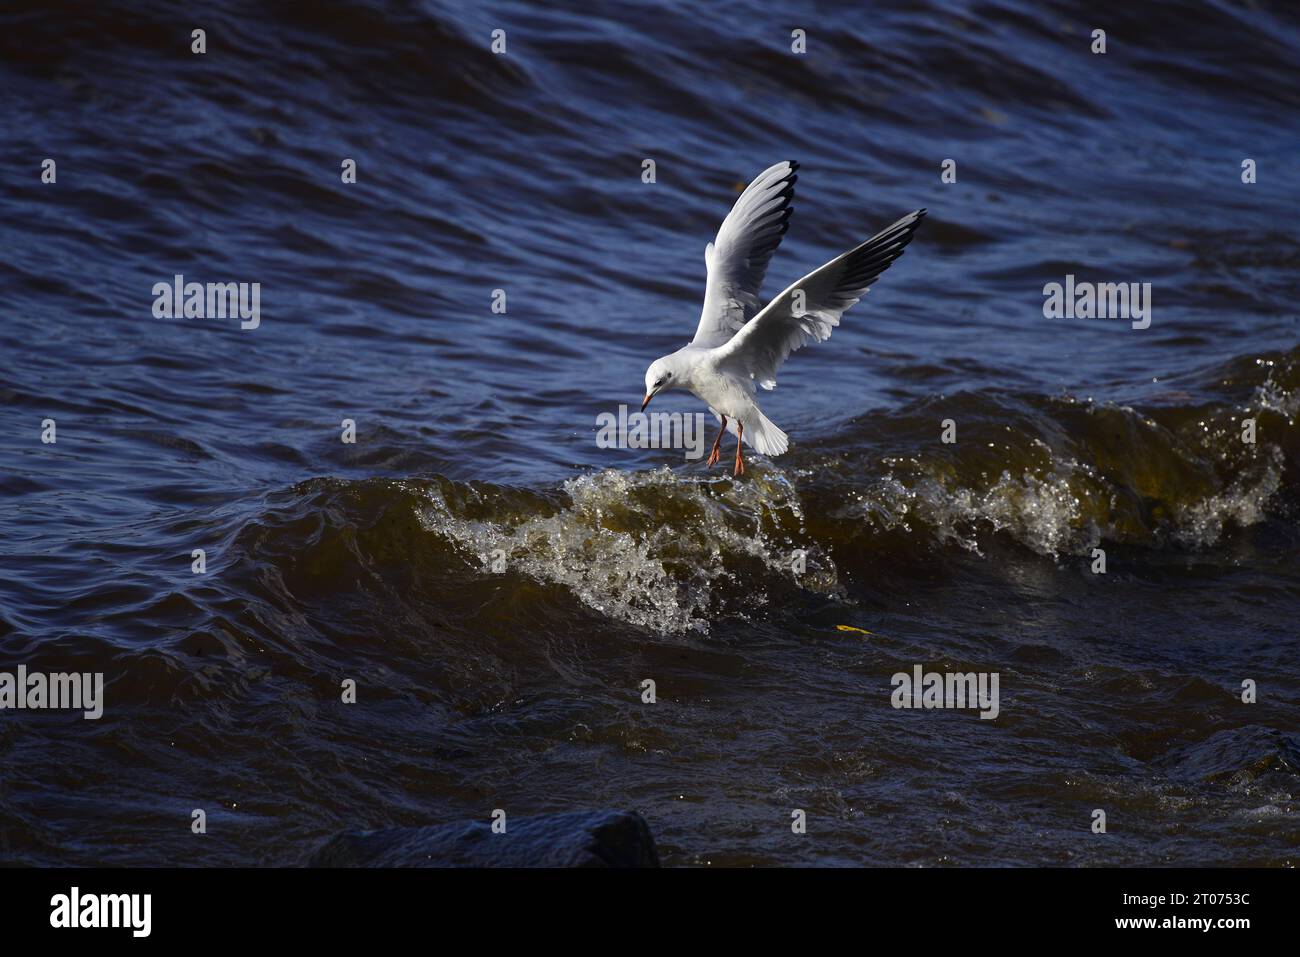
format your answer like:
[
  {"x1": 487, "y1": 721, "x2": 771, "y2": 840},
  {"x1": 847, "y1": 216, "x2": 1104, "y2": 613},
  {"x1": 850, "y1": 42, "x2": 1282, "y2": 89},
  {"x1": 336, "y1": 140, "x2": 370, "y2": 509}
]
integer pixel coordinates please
[{"x1": 642, "y1": 355, "x2": 679, "y2": 411}]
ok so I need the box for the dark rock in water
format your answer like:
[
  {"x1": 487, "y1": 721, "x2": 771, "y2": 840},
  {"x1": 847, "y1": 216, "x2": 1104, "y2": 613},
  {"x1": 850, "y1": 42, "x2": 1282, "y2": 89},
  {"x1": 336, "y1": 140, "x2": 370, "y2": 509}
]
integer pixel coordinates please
[
  {"x1": 310, "y1": 810, "x2": 660, "y2": 868},
  {"x1": 1159, "y1": 726, "x2": 1300, "y2": 785}
]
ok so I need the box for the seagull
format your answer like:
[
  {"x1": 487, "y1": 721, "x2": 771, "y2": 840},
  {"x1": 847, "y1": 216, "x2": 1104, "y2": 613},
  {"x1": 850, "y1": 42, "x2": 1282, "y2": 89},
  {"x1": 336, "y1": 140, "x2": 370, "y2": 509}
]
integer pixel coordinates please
[{"x1": 640, "y1": 161, "x2": 925, "y2": 476}]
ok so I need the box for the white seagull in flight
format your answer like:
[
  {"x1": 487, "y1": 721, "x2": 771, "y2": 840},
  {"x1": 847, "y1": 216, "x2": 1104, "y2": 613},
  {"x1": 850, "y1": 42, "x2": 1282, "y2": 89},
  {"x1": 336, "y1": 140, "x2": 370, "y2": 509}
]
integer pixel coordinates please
[{"x1": 641, "y1": 161, "x2": 925, "y2": 476}]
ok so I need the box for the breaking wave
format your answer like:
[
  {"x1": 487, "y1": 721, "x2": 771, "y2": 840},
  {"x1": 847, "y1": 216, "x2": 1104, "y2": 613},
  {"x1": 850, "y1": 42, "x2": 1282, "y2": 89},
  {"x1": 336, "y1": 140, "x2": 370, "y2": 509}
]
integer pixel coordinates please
[{"x1": 233, "y1": 347, "x2": 1300, "y2": 635}]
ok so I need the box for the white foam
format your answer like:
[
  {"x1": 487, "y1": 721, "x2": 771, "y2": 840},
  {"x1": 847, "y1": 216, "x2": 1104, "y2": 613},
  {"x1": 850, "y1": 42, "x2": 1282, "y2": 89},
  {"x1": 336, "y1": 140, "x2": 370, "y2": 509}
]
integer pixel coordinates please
[{"x1": 414, "y1": 467, "x2": 836, "y2": 634}]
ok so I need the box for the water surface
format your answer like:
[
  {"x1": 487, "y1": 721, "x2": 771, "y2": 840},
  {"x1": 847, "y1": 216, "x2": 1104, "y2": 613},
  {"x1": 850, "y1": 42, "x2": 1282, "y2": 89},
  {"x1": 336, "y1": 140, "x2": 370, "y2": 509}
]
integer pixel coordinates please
[{"x1": 2, "y1": 0, "x2": 1299, "y2": 865}]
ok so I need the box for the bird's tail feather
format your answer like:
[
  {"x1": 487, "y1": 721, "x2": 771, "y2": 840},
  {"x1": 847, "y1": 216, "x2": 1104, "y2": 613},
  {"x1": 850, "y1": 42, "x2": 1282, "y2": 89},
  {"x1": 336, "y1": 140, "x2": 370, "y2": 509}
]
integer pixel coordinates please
[{"x1": 745, "y1": 409, "x2": 788, "y2": 457}]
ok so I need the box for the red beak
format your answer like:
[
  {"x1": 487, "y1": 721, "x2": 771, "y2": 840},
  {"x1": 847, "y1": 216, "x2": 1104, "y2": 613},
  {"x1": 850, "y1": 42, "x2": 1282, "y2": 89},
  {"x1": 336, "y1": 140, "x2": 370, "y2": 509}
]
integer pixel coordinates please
[{"x1": 641, "y1": 393, "x2": 652, "y2": 412}]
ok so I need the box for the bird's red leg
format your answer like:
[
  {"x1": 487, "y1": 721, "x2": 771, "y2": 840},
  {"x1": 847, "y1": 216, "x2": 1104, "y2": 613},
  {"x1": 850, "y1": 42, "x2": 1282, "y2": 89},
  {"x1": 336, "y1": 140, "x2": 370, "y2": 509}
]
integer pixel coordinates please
[
  {"x1": 706, "y1": 416, "x2": 727, "y2": 467},
  {"x1": 733, "y1": 421, "x2": 745, "y2": 477}
]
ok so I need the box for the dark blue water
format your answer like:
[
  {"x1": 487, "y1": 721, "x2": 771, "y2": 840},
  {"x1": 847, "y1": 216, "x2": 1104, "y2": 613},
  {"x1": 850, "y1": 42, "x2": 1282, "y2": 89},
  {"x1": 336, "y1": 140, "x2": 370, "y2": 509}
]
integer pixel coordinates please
[{"x1": 2, "y1": 0, "x2": 1299, "y2": 866}]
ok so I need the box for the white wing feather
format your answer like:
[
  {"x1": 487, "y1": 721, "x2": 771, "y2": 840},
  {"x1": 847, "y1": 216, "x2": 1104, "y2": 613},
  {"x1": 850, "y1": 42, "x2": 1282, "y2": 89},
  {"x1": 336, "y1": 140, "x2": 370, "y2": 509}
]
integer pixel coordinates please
[
  {"x1": 691, "y1": 161, "x2": 799, "y2": 348},
  {"x1": 718, "y1": 209, "x2": 926, "y2": 389}
]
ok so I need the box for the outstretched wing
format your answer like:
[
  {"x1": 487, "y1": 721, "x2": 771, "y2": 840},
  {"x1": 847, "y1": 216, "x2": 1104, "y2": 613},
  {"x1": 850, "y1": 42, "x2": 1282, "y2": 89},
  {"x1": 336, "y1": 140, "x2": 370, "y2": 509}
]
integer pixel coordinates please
[
  {"x1": 690, "y1": 161, "x2": 799, "y2": 349},
  {"x1": 717, "y1": 208, "x2": 926, "y2": 389}
]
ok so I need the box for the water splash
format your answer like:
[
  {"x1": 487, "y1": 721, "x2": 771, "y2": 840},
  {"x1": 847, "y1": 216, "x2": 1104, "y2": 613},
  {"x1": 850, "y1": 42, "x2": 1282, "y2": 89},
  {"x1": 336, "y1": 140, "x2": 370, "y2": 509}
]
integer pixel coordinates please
[{"x1": 415, "y1": 467, "x2": 836, "y2": 634}]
